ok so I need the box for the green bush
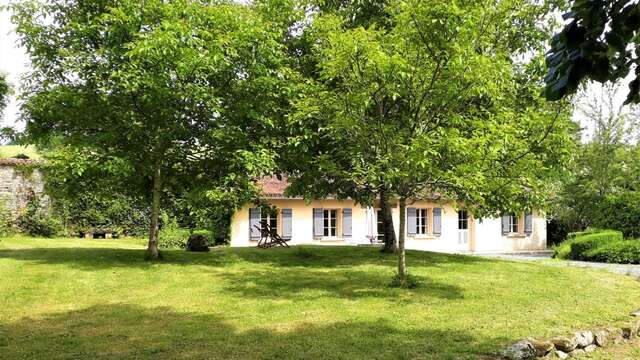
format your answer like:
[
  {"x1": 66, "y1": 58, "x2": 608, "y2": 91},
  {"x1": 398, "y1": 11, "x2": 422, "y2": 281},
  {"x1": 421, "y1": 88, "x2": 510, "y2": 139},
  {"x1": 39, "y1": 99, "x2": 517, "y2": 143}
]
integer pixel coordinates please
[
  {"x1": 553, "y1": 230, "x2": 623, "y2": 260},
  {"x1": 15, "y1": 197, "x2": 60, "y2": 237},
  {"x1": 593, "y1": 192, "x2": 640, "y2": 238},
  {"x1": 582, "y1": 240, "x2": 640, "y2": 264}
]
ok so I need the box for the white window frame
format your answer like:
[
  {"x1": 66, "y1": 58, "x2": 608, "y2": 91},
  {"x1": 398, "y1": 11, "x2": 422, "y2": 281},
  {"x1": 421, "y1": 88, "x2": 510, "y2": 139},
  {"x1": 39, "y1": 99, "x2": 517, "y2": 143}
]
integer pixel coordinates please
[
  {"x1": 508, "y1": 214, "x2": 518, "y2": 234},
  {"x1": 416, "y1": 208, "x2": 428, "y2": 235},
  {"x1": 261, "y1": 211, "x2": 278, "y2": 233},
  {"x1": 323, "y1": 209, "x2": 337, "y2": 237},
  {"x1": 458, "y1": 210, "x2": 469, "y2": 230}
]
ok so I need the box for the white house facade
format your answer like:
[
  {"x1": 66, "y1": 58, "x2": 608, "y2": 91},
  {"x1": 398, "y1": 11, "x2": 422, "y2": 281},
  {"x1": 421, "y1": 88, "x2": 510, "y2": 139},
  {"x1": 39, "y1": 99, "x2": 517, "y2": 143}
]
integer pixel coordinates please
[{"x1": 229, "y1": 177, "x2": 547, "y2": 253}]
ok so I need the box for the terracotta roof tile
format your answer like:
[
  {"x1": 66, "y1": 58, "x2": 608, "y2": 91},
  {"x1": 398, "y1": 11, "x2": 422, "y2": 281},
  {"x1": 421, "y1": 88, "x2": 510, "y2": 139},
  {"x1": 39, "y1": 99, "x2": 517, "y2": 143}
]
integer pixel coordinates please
[{"x1": 257, "y1": 175, "x2": 289, "y2": 197}]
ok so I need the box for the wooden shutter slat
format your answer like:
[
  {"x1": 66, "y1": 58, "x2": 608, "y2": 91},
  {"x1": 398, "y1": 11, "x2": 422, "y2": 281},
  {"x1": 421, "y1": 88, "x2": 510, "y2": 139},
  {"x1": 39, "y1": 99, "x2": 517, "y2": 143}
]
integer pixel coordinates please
[
  {"x1": 249, "y1": 208, "x2": 261, "y2": 240},
  {"x1": 433, "y1": 208, "x2": 442, "y2": 236},
  {"x1": 313, "y1": 208, "x2": 324, "y2": 237},
  {"x1": 282, "y1": 209, "x2": 292, "y2": 240},
  {"x1": 407, "y1": 207, "x2": 417, "y2": 236},
  {"x1": 342, "y1": 208, "x2": 352, "y2": 237},
  {"x1": 525, "y1": 212, "x2": 533, "y2": 235}
]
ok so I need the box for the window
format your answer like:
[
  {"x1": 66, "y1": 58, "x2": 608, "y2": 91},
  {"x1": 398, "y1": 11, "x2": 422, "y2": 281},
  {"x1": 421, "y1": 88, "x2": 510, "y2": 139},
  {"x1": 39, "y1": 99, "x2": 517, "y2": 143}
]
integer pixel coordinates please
[
  {"x1": 458, "y1": 210, "x2": 469, "y2": 230},
  {"x1": 416, "y1": 208, "x2": 428, "y2": 235},
  {"x1": 376, "y1": 210, "x2": 385, "y2": 242},
  {"x1": 508, "y1": 213, "x2": 518, "y2": 233},
  {"x1": 323, "y1": 209, "x2": 337, "y2": 237},
  {"x1": 261, "y1": 211, "x2": 278, "y2": 232}
]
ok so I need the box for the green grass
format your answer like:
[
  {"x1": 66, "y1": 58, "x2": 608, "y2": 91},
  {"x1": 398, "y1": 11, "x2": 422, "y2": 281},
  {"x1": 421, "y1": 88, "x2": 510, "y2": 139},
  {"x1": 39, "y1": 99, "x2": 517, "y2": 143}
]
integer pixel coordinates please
[
  {"x1": 0, "y1": 145, "x2": 42, "y2": 159},
  {"x1": 1, "y1": 237, "x2": 639, "y2": 359}
]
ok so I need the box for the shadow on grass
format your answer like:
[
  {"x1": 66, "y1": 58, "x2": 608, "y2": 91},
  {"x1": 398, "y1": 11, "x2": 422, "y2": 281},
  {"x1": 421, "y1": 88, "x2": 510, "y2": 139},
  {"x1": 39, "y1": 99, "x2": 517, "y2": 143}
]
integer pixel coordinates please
[
  {"x1": 0, "y1": 304, "x2": 507, "y2": 359},
  {"x1": 218, "y1": 268, "x2": 464, "y2": 300},
  {"x1": 0, "y1": 243, "x2": 490, "y2": 271}
]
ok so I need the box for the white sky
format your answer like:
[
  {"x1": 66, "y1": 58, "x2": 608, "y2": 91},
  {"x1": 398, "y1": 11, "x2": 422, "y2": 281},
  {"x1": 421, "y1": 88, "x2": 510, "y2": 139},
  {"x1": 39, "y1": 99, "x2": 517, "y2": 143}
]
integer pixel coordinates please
[
  {"x1": 0, "y1": 1, "x2": 634, "y2": 143},
  {"x1": 0, "y1": 0, "x2": 28, "y2": 132}
]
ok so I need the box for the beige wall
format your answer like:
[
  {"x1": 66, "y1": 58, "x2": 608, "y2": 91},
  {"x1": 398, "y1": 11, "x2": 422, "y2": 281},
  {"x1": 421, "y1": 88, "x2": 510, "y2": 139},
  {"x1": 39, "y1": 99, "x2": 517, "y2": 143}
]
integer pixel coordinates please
[{"x1": 230, "y1": 198, "x2": 547, "y2": 253}]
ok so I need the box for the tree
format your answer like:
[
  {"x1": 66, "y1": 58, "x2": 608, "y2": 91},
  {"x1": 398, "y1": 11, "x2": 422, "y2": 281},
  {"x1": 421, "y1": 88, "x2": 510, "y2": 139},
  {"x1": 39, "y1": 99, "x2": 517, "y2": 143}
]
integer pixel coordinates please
[
  {"x1": 0, "y1": 74, "x2": 8, "y2": 117},
  {"x1": 12, "y1": 0, "x2": 292, "y2": 258},
  {"x1": 550, "y1": 82, "x2": 640, "y2": 236},
  {"x1": 544, "y1": 1, "x2": 640, "y2": 103},
  {"x1": 286, "y1": 0, "x2": 574, "y2": 284}
]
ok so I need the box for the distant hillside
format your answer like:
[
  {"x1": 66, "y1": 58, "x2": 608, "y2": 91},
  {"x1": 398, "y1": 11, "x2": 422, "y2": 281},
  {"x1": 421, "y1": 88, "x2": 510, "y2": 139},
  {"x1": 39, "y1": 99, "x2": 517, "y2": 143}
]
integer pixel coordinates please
[{"x1": 0, "y1": 145, "x2": 42, "y2": 159}]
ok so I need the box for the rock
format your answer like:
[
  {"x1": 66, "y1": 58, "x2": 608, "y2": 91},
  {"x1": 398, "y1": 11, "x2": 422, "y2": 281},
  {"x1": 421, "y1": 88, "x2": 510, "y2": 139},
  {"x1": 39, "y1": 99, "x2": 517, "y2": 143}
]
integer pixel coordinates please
[
  {"x1": 607, "y1": 327, "x2": 624, "y2": 344},
  {"x1": 555, "y1": 350, "x2": 569, "y2": 359},
  {"x1": 621, "y1": 325, "x2": 637, "y2": 339},
  {"x1": 502, "y1": 340, "x2": 536, "y2": 360},
  {"x1": 186, "y1": 234, "x2": 210, "y2": 252},
  {"x1": 574, "y1": 331, "x2": 594, "y2": 348},
  {"x1": 526, "y1": 338, "x2": 554, "y2": 357},
  {"x1": 551, "y1": 336, "x2": 578, "y2": 353},
  {"x1": 630, "y1": 309, "x2": 640, "y2": 317},
  {"x1": 584, "y1": 344, "x2": 597, "y2": 353},
  {"x1": 633, "y1": 320, "x2": 640, "y2": 336},
  {"x1": 568, "y1": 348, "x2": 585, "y2": 358},
  {"x1": 594, "y1": 330, "x2": 609, "y2": 347}
]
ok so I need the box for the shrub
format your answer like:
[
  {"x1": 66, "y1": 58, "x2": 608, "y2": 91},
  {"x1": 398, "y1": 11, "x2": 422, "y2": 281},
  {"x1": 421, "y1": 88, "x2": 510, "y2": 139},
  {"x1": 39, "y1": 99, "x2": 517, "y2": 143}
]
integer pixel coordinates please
[
  {"x1": 553, "y1": 230, "x2": 623, "y2": 260},
  {"x1": 582, "y1": 240, "x2": 640, "y2": 264},
  {"x1": 593, "y1": 192, "x2": 640, "y2": 238},
  {"x1": 15, "y1": 197, "x2": 60, "y2": 237}
]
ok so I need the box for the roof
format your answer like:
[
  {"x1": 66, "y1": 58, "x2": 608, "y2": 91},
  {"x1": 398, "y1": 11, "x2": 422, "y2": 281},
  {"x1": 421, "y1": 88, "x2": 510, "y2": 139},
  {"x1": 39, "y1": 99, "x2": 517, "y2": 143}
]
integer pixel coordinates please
[
  {"x1": 0, "y1": 158, "x2": 42, "y2": 166},
  {"x1": 257, "y1": 175, "x2": 291, "y2": 198}
]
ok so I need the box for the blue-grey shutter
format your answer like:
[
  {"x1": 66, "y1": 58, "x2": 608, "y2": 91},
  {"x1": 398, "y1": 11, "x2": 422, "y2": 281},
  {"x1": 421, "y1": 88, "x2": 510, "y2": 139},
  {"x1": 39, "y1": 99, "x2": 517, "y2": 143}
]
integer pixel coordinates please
[
  {"x1": 501, "y1": 215, "x2": 510, "y2": 235},
  {"x1": 407, "y1": 207, "x2": 416, "y2": 236},
  {"x1": 313, "y1": 208, "x2": 324, "y2": 237},
  {"x1": 342, "y1": 208, "x2": 352, "y2": 237},
  {"x1": 525, "y1": 212, "x2": 533, "y2": 235},
  {"x1": 249, "y1": 208, "x2": 261, "y2": 240},
  {"x1": 282, "y1": 208, "x2": 292, "y2": 239},
  {"x1": 433, "y1": 208, "x2": 442, "y2": 236}
]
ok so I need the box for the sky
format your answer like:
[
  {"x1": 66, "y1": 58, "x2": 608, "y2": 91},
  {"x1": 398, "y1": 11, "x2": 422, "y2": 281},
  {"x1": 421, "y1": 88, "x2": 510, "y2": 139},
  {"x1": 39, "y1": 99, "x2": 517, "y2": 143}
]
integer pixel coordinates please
[{"x1": 0, "y1": 0, "x2": 29, "y2": 132}]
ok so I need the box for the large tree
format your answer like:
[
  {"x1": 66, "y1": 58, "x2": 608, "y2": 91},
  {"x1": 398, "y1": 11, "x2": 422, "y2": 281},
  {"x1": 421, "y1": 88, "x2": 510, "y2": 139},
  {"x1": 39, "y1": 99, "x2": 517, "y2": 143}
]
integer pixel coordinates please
[
  {"x1": 12, "y1": 0, "x2": 292, "y2": 258},
  {"x1": 285, "y1": 0, "x2": 574, "y2": 284}
]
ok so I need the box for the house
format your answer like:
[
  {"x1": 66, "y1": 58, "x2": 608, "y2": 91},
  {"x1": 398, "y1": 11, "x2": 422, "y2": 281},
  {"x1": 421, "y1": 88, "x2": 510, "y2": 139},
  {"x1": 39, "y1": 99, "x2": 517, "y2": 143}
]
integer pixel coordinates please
[{"x1": 229, "y1": 176, "x2": 547, "y2": 253}]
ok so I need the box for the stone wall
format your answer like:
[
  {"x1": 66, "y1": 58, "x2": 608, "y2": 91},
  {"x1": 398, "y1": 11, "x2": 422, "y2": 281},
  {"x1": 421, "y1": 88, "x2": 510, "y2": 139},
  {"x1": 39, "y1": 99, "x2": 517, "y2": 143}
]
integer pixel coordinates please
[{"x1": 0, "y1": 159, "x2": 47, "y2": 220}]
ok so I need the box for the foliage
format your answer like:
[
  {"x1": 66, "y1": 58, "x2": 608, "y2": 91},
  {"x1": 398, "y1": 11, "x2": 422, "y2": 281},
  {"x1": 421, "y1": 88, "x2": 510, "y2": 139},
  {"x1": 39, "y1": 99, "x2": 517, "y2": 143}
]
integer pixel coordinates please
[
  {"x1": 0, "y1": 73, "x2": 9, "y2": 117},
  {"x1": 2, "y1": 237, "x2": 640, "y2": 359},
  {"x1": 157, "y1": 214, "x2": 191, "y2": 249},
  {"x1": 549, "y1": 84, "x2": 640, "y2": 237},
  {"x1": 545, "y1": 1, "x2": 640, "y2": 103},
  {"x1": 284, "y1": 0, "x2": 575, "y2": 279},
  {"x1": 0, "y1": 197, "x2": 15, "y2": 237},
  {"x1": 12, "y1": 0, "x2": 293, "y2": 258},
  {"x1": 553, "y1": 229, "x2": 623, "y2": 260},
  {"x1": 15, "y1": 196, "x2": 60, "y2": 237},
  {"x1": 593, "y1": 192, "x2": 640, "y2": 239},
  {"x1": 43, "y1": 147, "x2": 150, "y2": 236},
  {"x1": 583, "y1": 240, "x2": 640, "y2": 264}
]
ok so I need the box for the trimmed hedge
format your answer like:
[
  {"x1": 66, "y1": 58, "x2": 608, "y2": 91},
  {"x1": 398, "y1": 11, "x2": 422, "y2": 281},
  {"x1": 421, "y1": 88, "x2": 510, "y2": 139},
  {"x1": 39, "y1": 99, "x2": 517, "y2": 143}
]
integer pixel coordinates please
[
  {"x1": 554, "y1": 230, "x2": 623, "y2": 260},
  {"x1": 582, "y1": 241, "x2": 640, "y2": 264}
]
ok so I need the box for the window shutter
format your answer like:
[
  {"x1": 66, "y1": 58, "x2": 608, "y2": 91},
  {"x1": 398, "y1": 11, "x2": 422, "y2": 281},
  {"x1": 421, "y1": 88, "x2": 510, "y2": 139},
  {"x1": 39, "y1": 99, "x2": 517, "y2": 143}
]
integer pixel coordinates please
[
  {"x1": 501, "y1": 215, "x2": 510, "y2": 235},
  {"x1": 407, "y1": 207, "x2": 416, "y2": 236},
  {"x1": 433, "y1": 208, "x2": 442, "y2": 236},
  {"x1": 313, "y1": 208, "x2": 324, "y2": 237},
  {"x1": 249, "y1": 208, "x2": 261, "y2": 240},
  {"x1": 525, "y1": 212, "x2": 533, "y2": 235},
  {"x1": 342, "y1": 208, "x2": 352, "y2": 237},
  {"x1": 282, "y1": 209, "x2": 292, "y2": 239}
]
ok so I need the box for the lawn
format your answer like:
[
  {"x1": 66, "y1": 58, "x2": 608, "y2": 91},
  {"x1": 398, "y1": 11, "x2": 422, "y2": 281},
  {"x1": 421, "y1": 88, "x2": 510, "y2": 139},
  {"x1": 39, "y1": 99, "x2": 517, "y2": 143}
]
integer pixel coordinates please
[
  {"x1": 0, "y1": 237, "x2": 639, "y2": 360},
  {"x1": 0, "y1": 145, "x2": 41, "y2": 159}
]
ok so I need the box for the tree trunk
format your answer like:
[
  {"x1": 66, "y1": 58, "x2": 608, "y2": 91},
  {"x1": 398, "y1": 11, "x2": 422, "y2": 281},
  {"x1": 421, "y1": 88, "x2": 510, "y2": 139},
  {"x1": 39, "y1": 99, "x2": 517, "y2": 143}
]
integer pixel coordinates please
[
  {"x1": 147, "y1": 159, "x2": 162, "y2": 260},
  {"x1": 380, "y1": 188, "x2": 397, "y2": 253},
  {"x1": 397, "y1": 197, "x2": 407, "y2": 279}
]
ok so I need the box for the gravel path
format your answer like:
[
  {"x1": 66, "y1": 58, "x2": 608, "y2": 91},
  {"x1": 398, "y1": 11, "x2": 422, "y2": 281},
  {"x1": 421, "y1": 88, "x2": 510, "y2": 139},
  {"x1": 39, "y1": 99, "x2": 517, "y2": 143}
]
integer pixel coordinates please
[{"x1": 477, "y1": 252, "x2": 640, "y2": 279}]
